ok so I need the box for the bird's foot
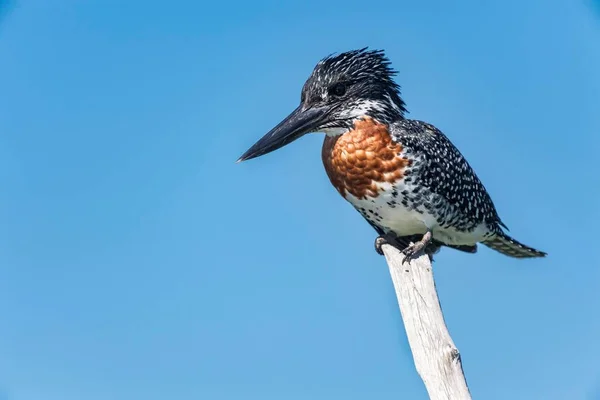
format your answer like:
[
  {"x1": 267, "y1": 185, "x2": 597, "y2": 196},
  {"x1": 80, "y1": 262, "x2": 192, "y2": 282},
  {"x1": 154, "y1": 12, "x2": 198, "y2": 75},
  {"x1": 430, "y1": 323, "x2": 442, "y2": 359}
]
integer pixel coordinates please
[
  {"x1": 374, "y1": 232, "x2": 402, "y2": 255},
  {"x1": 374, "y1": 235, "x2": 389, "y2": 256},
  {"x1": 401, "y1": 231, "x2": 433, "y2": 264}
]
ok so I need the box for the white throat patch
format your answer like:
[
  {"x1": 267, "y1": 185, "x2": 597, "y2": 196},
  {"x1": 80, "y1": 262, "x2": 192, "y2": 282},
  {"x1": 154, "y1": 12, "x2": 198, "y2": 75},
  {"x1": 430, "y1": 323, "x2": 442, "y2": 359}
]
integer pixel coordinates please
[
  {"x1": 320, "y1": 100, "x2": 386, "y2": 137},
  {"x1": 321, "y1": 127, "x2": 348, "y2": 136}
]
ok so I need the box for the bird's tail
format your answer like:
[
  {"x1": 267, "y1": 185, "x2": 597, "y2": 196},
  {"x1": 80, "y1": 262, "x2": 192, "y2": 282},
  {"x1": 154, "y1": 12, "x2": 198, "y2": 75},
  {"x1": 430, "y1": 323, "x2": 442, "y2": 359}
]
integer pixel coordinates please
[{"x1": 483, "y1": 232, "x2": 546, "y2": 258}]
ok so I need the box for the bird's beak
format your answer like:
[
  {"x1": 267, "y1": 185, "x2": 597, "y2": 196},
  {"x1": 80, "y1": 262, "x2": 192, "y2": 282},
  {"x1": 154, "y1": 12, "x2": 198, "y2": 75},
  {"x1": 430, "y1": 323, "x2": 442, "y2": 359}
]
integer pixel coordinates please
[{"x1": 237, "y1": 105, "x2": 328, "y2": 162}]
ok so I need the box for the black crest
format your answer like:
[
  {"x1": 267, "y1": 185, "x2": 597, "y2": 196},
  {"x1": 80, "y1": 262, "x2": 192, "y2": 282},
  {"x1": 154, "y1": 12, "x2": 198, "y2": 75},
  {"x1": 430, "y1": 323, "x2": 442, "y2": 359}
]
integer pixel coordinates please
[{"x1": 301, "y1": 48, "x2": 407, "y2": 118}]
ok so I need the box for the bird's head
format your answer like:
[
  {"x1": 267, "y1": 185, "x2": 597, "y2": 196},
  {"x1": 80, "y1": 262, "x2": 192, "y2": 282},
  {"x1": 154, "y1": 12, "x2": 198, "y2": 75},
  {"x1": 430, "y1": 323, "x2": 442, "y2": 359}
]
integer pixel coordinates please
[{"x1": 237, "y1": 48, "x2": 407, "y2": 162}]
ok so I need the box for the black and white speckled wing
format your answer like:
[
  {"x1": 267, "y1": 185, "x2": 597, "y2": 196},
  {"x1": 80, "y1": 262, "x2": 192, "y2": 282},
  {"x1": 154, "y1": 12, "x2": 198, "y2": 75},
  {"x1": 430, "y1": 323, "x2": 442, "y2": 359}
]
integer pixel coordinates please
[{"x1": 390, "y1": 119, "x2": 507, "y2": 233}]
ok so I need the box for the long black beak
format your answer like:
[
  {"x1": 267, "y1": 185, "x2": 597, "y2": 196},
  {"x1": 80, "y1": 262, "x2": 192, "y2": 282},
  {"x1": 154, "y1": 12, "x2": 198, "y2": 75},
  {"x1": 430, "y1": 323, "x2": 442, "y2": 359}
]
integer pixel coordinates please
[{"x1": 237, "y1": 105, "x2": 328, "y2": 163}]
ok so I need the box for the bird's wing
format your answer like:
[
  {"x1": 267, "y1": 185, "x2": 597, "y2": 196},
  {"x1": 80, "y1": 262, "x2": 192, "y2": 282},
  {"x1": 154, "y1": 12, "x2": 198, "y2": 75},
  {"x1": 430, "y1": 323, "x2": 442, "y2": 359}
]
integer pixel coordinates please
[{"x1": 389, "y1": 119, "x2": 507, "y2": 230}]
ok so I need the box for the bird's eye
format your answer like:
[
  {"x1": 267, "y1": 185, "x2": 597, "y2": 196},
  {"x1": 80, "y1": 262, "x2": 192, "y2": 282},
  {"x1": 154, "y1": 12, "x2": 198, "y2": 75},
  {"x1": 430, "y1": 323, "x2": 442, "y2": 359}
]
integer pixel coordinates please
[{"x1": 330, "y1": 83, "x2": 347, "y2": 97}]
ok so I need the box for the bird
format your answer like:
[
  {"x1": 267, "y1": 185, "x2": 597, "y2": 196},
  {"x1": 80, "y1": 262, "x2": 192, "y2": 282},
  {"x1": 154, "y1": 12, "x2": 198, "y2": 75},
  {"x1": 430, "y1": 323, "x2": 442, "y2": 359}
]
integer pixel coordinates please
[{"x1": 237, "y1": 48, "x2": 546, "y2": 262}]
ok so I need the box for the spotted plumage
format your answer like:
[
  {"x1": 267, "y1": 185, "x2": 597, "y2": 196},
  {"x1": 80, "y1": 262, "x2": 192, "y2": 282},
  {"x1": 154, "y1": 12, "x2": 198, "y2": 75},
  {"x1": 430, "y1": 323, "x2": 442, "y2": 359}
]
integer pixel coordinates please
[{"x1": 238, "y1": 48, "x2": 546, "y2": 260}]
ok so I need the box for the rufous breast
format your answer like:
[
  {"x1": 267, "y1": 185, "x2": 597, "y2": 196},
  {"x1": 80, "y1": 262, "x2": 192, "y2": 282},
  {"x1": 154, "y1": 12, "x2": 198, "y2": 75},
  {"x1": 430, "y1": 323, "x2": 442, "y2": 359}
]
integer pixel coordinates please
[{"x1": 321, "y1": 117, "x2": 411, "y2": 200}]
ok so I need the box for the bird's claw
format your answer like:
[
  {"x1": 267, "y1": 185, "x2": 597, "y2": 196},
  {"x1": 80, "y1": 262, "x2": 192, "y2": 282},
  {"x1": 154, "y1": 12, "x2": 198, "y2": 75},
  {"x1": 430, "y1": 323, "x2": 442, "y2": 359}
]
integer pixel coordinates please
[
  {"x1": 401, "y1": 242, "x2": 425, "y2": 264},
  {"x1": 376, "y1": 231, "x2": 433, "y2": 263},
  {"x1": 374, "y1": 236, "x2": 388, "y2": 255},
  {"x1": 400, "y1": 231, "x2": 433, "y2": 264}
]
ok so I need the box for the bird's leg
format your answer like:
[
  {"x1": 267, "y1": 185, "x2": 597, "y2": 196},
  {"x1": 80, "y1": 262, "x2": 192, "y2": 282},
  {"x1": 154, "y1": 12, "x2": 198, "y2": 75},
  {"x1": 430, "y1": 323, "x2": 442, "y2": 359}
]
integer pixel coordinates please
[{"x1": 401, "y1": 230, "x2": 433, "y2": 264}]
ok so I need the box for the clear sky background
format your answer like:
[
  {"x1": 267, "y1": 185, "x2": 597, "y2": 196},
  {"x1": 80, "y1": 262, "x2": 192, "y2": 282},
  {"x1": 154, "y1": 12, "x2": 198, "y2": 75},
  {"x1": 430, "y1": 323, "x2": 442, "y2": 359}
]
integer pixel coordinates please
[{"x1": 1, "y1": 0, "x2": 599, "y2": 399}]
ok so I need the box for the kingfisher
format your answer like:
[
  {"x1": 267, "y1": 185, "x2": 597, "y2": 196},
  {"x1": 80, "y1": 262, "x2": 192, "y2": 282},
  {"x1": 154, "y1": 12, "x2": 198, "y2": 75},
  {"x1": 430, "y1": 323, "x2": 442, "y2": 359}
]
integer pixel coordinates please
[{"x1": 237, "y1": 48, "x2": 546, "y2": 262}]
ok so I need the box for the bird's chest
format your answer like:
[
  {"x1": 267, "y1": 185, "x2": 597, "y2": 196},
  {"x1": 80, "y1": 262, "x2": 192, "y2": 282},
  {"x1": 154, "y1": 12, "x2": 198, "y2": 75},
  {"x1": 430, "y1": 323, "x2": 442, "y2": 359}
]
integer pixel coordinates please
[
  {"x1": 321, "y1": 117, "x2": 411, "y2": 200},
  {"x1": 321, "y1": 118, "x2": 426, "y2": 234}
]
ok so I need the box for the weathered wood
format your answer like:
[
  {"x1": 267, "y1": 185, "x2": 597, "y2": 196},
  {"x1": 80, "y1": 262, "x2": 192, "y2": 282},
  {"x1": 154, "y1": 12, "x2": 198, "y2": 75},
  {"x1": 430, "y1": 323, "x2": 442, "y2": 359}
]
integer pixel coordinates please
[{"x1": 380, "y1": 243, "x2": 472, "y2": 400}]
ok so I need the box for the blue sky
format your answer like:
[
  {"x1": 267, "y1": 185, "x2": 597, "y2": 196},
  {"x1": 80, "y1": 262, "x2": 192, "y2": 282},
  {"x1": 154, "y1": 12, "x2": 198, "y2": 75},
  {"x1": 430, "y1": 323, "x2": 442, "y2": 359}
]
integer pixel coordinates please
[{"x1": 1, "y1": 0, "x2": 599, "y2": 399}]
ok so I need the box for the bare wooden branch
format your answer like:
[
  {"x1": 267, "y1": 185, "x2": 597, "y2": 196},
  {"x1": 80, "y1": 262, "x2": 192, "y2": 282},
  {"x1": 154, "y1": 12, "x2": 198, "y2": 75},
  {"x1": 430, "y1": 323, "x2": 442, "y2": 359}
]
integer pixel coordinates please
[{"x1": 380, "y1": 242, "x2": 472, "y2": 400}]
